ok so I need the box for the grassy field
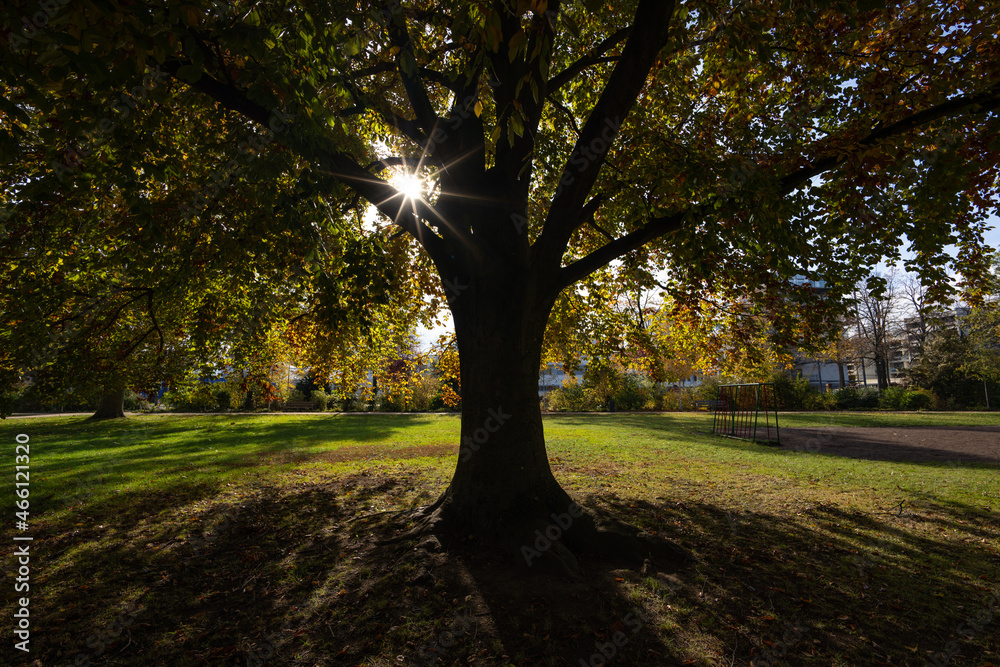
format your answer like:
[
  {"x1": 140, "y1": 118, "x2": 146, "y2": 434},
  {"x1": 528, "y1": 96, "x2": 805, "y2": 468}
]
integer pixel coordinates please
[{"x1": 1, "y1": 412, "x2": 998, "y2": 666}]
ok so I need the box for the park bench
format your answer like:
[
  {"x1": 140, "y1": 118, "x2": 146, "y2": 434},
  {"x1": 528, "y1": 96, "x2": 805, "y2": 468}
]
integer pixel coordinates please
[
  {"x1": 692, "y1": 399, "x2": 724, "y2": 411},
  {"x1": 282, "y1": 400, "x2": 318, "y2": 412}
]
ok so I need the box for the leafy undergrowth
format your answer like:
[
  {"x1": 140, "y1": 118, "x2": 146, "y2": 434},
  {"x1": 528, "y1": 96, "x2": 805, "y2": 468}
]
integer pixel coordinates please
[{"x1": 1, "y1": 413, "x2": 998, "y2": 666}]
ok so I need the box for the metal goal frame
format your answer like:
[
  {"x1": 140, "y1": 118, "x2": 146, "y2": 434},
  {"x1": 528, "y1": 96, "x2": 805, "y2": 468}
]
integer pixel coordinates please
[{"x1": 712, "y1": 383, "x2": 780, "y2": 445}]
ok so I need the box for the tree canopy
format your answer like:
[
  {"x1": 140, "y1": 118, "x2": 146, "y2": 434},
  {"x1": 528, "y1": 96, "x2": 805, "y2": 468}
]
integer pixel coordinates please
[{"x1": 3, "y1": 0, "x2": 999, "y2": 566}]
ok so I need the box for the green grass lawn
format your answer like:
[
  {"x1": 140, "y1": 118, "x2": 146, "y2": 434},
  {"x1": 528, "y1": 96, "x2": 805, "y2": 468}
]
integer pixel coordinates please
[{"x1": 1, "y1": 412, "x2": 997, "y2": 666}]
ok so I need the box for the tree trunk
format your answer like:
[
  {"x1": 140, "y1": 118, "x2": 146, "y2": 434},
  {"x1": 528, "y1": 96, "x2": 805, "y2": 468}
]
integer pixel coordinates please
[
  {"x1": 90, "y1": 384, "x2": 126, "y2": 420},
  {"x1": 875, "y1": 356, "x2": 890, "y2": 390},
  {"x1": 417, "y1": 270, "x2": 689, "y2": 573}
]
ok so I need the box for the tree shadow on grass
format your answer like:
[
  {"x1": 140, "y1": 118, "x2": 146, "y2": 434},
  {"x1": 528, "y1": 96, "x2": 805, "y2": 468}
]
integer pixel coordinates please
[
  {"x1": 1, "y1": 414, "x2": 447, "y2": 515},
  {"x1": 2, "y1": 472, "x2": 998, "y2": 666}
]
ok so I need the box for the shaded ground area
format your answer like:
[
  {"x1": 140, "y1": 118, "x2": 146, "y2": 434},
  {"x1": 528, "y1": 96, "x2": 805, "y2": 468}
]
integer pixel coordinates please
[
  {"x1": 3, "y1": 470, "x2": 999, "y2": 666},
  {"x1": 778, "y1": 426, "x2": 1000, "y2": 464},
  {"x1": 3, "y1": 414, "x2": 998, "y2": 665}
]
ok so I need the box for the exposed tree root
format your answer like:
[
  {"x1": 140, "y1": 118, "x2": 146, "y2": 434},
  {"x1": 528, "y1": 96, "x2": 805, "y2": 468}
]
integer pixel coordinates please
[
  {"x1": 379, "y1": 493, "x2": 695, "y2": 578},
  {"x1": 86, "y1": 413, "x2": 127, "y2": 421}
]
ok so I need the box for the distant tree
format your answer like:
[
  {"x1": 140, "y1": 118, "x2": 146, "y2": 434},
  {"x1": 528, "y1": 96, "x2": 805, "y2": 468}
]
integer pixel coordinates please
[
  {"x1": 850, "y1": 270, "x2": 904, "y2": 390},
  {"x1": 907, "y1": 329, "x2": 982, "y2": 407},
  {"x1": 899, "y1": 273, "x2": 935, "y2": 352},
  {"x1": 961, "y1": 254, "x2": 1000, "y2": 407}
]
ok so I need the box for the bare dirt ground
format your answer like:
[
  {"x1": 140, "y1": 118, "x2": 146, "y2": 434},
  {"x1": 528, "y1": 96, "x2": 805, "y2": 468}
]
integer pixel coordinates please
[{"x1": 778, "y1": 425, "x2": 1000, "y2": 464}]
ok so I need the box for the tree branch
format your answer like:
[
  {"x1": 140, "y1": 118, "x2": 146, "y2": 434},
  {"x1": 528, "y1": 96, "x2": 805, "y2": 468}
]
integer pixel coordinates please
[
  {"x1": 335, "y1": 71, "x2": 427, "y2": 144},
  {"x1": 385, "y1": 1, "x2": 440, "y2": 134},
  {"x1": 533, "y1": 0, "x2": 676, "y2": 273},
  {"x1": 160, "y1": 61, "x2": 452, "y2": 270},
  {"x1": 558, "y1": 77, "x2": 1000, "y2": 294},
  {"x1": 547, "y1": 27, "x2": 631, "y2": 94},
  {"x1": 558, "y1": 209, "x2": 688, "y2": 291},
  {"x1": 780, "y1": 79, "x2": 1000, "y2": 195}
]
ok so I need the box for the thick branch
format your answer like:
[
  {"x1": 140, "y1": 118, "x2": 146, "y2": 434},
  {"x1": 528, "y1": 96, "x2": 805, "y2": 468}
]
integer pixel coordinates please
[
  {"x1": 385, "y1": 1, "x2": 440, "y2": 134},
  {"x1": 533, "y1": 0, "x2": 676, "y2": 272},
  {"x1": 335, "y1": 71, "x2": 427, "y2": 144},
  {"x1": 161, "y1": 61, "x2": 452, "y2": 269},
  {"x1": 558, "y1": 210, "x2": 687, "y2": 291},
  {"x1": 547, "y1": 27, "x2": 631, "y2": 94},
  {"x1": 780, "y1": 80, "x2": 1000, "y2": 195},
  {"x1": 488, "y1": 0, "x2": 561, "y2": 189},
  {"x1": 558, "y1": 78, "x2": 1000, "y2": 294}
]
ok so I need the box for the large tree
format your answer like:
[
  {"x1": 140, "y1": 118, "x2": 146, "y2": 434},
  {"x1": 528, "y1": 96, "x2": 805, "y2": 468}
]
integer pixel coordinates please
[{"x1": 3, "y1": 0, "x2": 999, "y2": 568}]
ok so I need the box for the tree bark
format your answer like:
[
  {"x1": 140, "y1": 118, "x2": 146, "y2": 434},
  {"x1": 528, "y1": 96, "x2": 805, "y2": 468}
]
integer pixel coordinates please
[
  {"x1": 875, "y1": 355, "x2": 890, "y2": 390},
  {"x1": 416, "y1": 268, "x2": 689, "y2": 573},
  {"x1": 90, "y1": 384, "x2": 126, "y2": 420}
]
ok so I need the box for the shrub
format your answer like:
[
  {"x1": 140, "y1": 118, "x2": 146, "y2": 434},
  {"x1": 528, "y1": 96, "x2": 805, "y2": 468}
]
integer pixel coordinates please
[
  {"x1": 166, "y1": 383, "x2": 217, "y2": 411},
  {"x1": 310, "y1": 390, "x2": 329, "y2": 411},
  {"x1": 834, "y1": 387, "x2": 861, "y2": 409},
  {"x1": 673, "y1": 388, "x2": 698, "y2": 411},
  {"x1": 771, "y1": 373, "x2": 814, "y2": 411},
  {"x1": 878, "y1": 386, "x2": 909, "y2": 410},
  {"x1": 213, "y1": 389, "x2": 232, "y2": 412},
  {"x1": 832, "y1": 386, "x2": 881, "y2": 409},
  {"x1": 907, "y1": 388, "x2": 935, "y2": 410},
  {"x1": 806, "y1": 391, "x2": 837, "y2": 411},
  {"x1": 613, "y1": 374, "x2": 652, "y2": 411},
  {"x1": 405, "y1": 374, "x2": 439, "y2": 412},
  {"x1": 694, "y1": 376, "x2": 728, "y2": 403},
  {"x1": 124, "y1": 390, "x2": 152, "y2": 412},
  {"x1": 544, "y1": 384, "x2": 597, "y2": 411}
]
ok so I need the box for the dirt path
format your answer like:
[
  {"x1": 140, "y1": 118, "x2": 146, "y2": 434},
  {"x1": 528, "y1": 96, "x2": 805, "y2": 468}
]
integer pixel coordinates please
[{"x1": 777, "y1": 425, "x2": 1000, "y2": 464}]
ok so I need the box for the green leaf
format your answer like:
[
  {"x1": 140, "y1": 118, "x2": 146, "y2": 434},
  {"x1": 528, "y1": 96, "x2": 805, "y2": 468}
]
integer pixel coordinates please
[
  {"x1": 510, "y1": 114, "x2": 524, "y2": 137},
  {"x1": 508, "y1": 30, "x2": 527, "y2": 63},
  {"x1": 562, "y1": 13, "x2": 581, "y2": 38}
]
